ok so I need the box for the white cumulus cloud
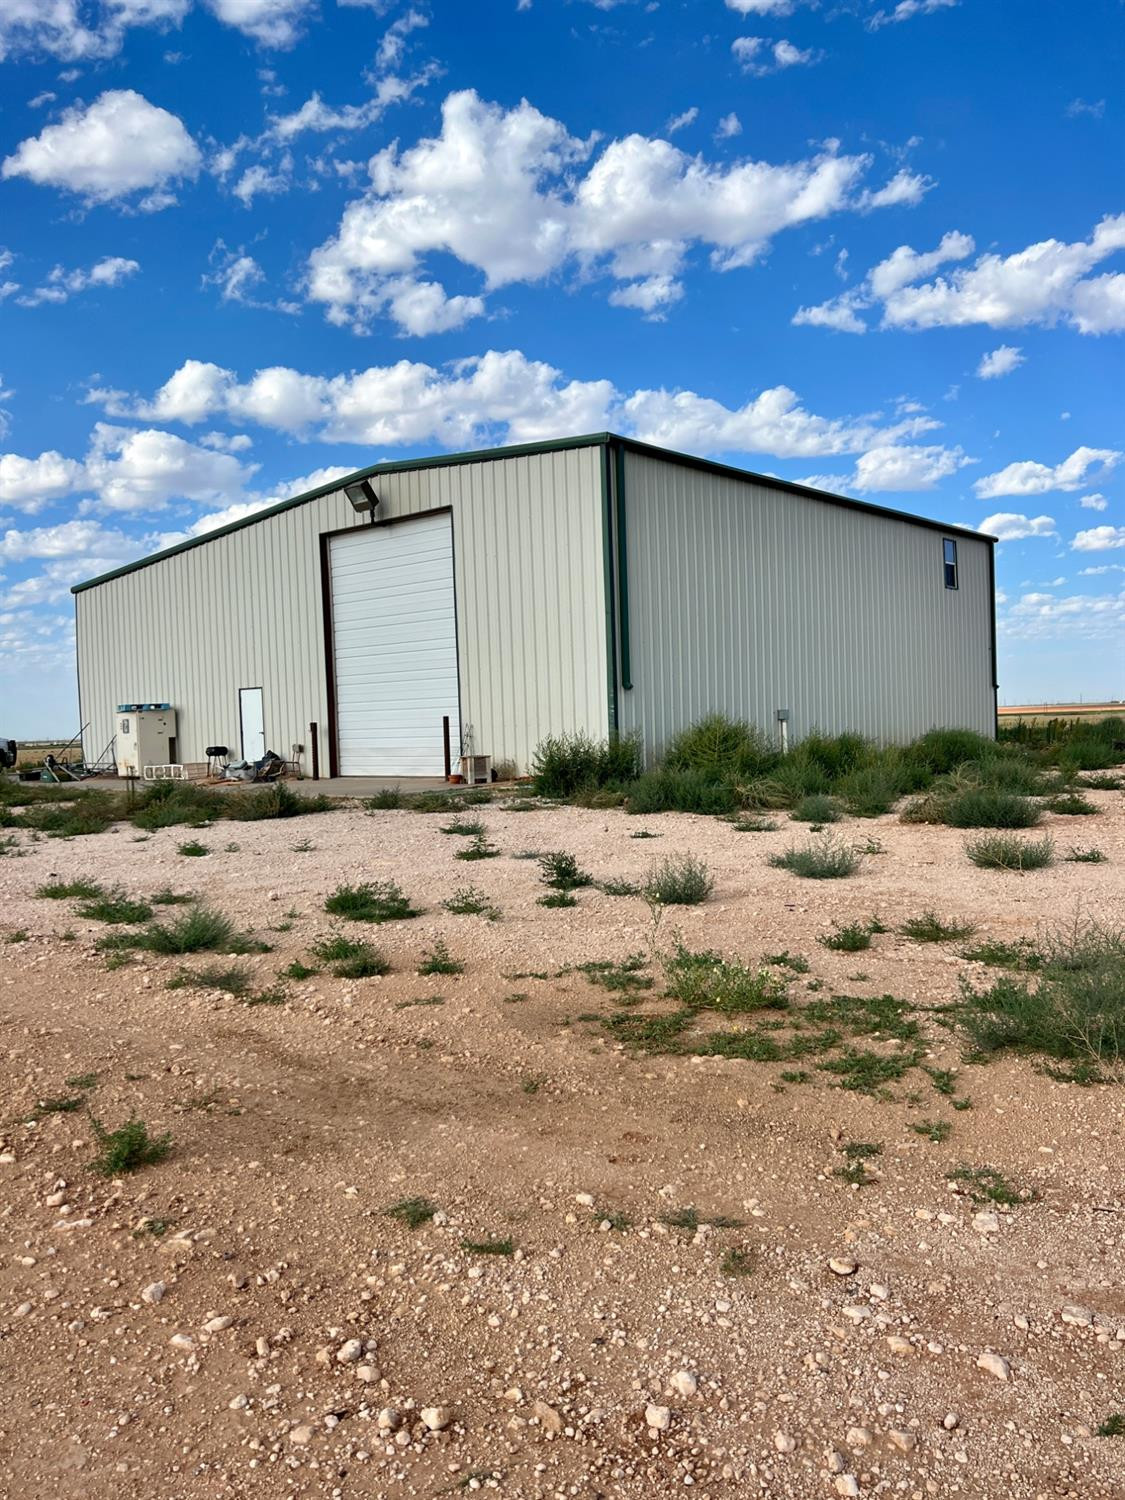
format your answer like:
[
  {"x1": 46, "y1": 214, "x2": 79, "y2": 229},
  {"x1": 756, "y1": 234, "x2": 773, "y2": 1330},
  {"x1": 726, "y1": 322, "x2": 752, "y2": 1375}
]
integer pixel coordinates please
[
  {"x1": 99, "y1": 349, "x2": 944, "y2": 466},
  {"x1": 980, "y1": 513, "x2": 1058, "y2": 542},
  {"x1": 306, "y1": 88, "x2": 900, "y2": 333},
  {"x1": 1072, "y1": 526, "x2": 1125, "y2": 552},
  {"x1": 850, "y1": 442, "x2": 971, "y2": 492},
  {"x1": 16, "y1": 255, "x2": 139, "y2": 308},
  {"x1": 976, "y1": 345, "x2": 1024, "y2": 379},
  {"x1": 732, "y1": 36, "x2": 820, "y2": 75},
  {"x1": 0, "y1": 451, "x2": 86, "y2": 513},
  {"x1": 869, "y1": 0, "x2": 957, "y2": 28},
  {"x1": 2, "y1": 90, "x2": 200, "y2": 207},
  {"x1": 974, "y1": 445, "x2": 1120, "y2": 499},
  {"x1": 1079, "y1": 493, "x2": 1108, "y2": 511},
  {"x1": 725, "y1": 0, "x2": 796, "y2": 13},
  {"x1": 794, "y1": 217, "x2": 1125, "y2": 336},
  {"x1": 202, "y1": 0, "x2": 314, "y2": 46},
  {"x1": 84, "y1": 423, "x2": 257, "y2": 511},
  {"x1": 0, "y1": 0, "x2": 189, "y2": 63}
]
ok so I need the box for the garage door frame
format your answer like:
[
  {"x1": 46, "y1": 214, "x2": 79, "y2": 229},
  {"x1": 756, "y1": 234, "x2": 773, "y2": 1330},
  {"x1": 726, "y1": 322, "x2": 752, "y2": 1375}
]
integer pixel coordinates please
[{"x1": 319, "y1": 506, "x2": 462, "y2": 778}]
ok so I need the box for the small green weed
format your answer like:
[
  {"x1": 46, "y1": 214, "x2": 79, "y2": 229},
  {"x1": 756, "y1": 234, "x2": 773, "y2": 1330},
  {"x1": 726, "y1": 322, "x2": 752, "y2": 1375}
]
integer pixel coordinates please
[
  {"x1": 720, "y1": 1247, "x2": 757, "y2": 1277},
  {"x1": 443, "y1": 885, "x2": 500, "y2": 920},
  {"x1": 947, "y1": 1165, "x2": 1029, "y2": 1205},
  {"x1": 958, "y1": 916, "x2": 1124, "y2": 1072},
  {"x1": 961, "y1": 937, "x2": 1042, "y2": 970},
  {"x1": 817, "y1": 1047, "x2": 919, "y2": 1094},
  {"x1": 1046, "y1": 793, "x2": 1099, "y2": 816},
  {"x1": 454, "y1": 832, "x2": 500, "y2": 861},
  {"x1": 310, "y1": 933, "x2": 390, "y2": 978},
  {"x1": 66, "y1": 1071, "x2": 98, "y2": 1089},
  {"x1": 417, "y1": 940, "x2": 463, "y2": 976},
  {"x1": 661, "y1": 1206, "x2": 745, "y2": 1234},
  {"x1": 282, "y1": 959, "x2": 319, "y2": 980},
  {"x1": 539, "y1": 890, "x2": 578, "y2": 908},
  {"x1": 77, "y1": 891, "x2": 154, "y2": 925},
  {"x1": 90, "y1": 1115, "x2": 171, "y2": 1176},
  {"x1": 461, "y1": 1237, "x2": 515, "y2": 1255},
  {"x1": 365, "y1": 788, "x2": 404, "y2": 809},
  {"x1": 819, "y1": 920, "x2": 875, "y2": 953},
  {"x1": 151, "y1": 888, "x2": 193, "y2": 905},
  {"x1": 599, "y1": 876, "x2": 641, "y2": 896},
  {"x1": 324, "y1": 880, "x2": 420, "y2": 922},
  {"x1": 1096, "y1": 1414, "x2": 1125, "y2": 1438},
  {"x1": 1065, "y1": 847, "x2": 1107, "y2": 863},
  {"x1": 643, "y1": 854, "x2": 713, "y2": 906},
  {"x1": 441, "y1": 817, "x2": 484, "y2": 837},
  {"x1": 385, "y1": 1196, "x2": 437, "y2": 1227},
  {"x1": 7, "y1": 929, "x2": 29, "y2": 943},
  {"x1": 36, "y1": 879, "x2": 104, "y2": 900},
  {"x1": 730, "y1": 814, "x2": 778, "y2": 832},
  {"x1": 764, "y1": 949, "x2": 809, "y2": 973},
  {"x1": 538, "y1": 850, "x2": 592, "y2": 890},
  {"x1": 792, "y1": 793, "x2": 841, "y2": 824},
  {"x1": 576, "y1": 954, "x2": 652, "y2": 994},
  {"x1": 770, "y1": 835, "x2": 859, "y2": 879},
  {"x1": 833, "y1": 1140, "x2": 882, "y2": 1186},
  {"x1": 33, "y1": 1095, "x2": 83, "y2": 1117},
  {"x1": 145, "y1": 908, "x2": 242, "y2": 955},
  {"x1": 665, "y1": 943, "x2": 788, "y2": 1014},
  {"x1": 922, "y1": 1065, "x2": 958, "y2": 1095},
  {"x1": 900, "y1": 911, "x2": 977, "y2": 943},
  {"x1": 167, "y1": 963, "x2": 251, "y2": 996},
  {"x1": 595, "y1": 1207, "x2": 631, "y2": 1231},
  {"x1": 911, "y1": 1118, "x2": 952, "y2": 1143},
  {"x1": 966, "y1": 833, "x2": 1055, "y2": 871},
  {"x1": 177, "y1": 840, "x2": 209, "y2": 857},
  {"x1": 243, "y1": 986, "x2": 287, "y2": 1007}
]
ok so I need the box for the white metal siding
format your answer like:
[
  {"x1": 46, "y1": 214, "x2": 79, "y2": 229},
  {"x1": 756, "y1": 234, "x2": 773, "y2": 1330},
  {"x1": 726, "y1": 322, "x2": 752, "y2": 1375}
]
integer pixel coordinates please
[
  {"x1": 616, "y1": 451, "x2": 995, "y2": 755},
  {"x1": 75, "y1": 446, "x2": 608, "y2": 777},
  {"x1": 329, "y1": 514, "x2": 459, "y2": 776}
]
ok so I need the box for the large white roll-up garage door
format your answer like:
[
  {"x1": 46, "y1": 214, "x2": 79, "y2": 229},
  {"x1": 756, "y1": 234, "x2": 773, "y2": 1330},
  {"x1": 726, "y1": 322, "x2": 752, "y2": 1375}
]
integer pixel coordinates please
[{"x1": 329, "y1": 513, "x2": 460, "y2": 776}]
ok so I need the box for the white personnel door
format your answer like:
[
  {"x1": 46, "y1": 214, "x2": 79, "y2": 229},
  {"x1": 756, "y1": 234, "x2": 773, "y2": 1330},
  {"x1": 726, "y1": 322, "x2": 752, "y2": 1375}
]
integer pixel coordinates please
[
  {"x1": 329, "y1": 513, "x2": 460, "y2": 776},
  {"x1": 239, "y1": 687, "x2": 266, "y2": 761}
]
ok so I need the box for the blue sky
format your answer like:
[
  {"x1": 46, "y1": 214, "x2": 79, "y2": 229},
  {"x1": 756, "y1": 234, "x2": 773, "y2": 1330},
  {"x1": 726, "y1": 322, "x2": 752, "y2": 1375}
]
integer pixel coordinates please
[{"x1": 0, "y1": 0, "x2": 1122, "y2": 737}]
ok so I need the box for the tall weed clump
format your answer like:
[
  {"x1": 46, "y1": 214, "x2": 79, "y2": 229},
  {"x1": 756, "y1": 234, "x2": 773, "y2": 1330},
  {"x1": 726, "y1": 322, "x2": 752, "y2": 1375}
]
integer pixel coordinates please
[
  {"x1": 626, "y1": 769, "x2": 739, "y2": 816},
  {"x1": 662, "y1": 714, "x2": 778, "y2": 782},
  {"x1": 532, "y1": 732, "x2": 641, "y2": 798}
]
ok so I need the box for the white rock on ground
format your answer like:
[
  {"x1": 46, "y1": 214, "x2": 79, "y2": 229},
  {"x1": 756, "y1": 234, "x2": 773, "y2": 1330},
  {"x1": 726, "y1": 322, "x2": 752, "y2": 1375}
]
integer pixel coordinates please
[{"x1": 977, "y1": 1351, "x2": 1012, "y2": 1380}]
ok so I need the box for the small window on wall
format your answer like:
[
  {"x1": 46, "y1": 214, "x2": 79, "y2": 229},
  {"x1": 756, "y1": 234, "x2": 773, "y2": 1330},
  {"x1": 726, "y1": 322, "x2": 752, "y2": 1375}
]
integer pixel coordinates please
[{"x1": 943, "y1": 537, "x2": 958, "y2": 591}]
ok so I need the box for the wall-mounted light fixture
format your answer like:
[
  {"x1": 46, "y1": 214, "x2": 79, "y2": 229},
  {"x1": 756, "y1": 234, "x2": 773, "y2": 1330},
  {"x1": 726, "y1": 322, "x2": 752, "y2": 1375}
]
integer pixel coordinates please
[{"x1": 344, "y1": 477, "x2": 380, "y2": 517}]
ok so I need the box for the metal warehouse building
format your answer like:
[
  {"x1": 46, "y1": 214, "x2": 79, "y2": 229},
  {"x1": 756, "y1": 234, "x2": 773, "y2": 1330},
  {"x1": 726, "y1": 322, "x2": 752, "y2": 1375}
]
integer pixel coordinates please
[{"x1": 73, "y1": 433, "x2": 997, "y2": 779}]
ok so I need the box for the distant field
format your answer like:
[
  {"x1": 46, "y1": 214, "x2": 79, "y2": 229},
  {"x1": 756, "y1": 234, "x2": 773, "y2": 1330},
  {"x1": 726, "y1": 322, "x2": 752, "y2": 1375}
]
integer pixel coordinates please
[
  {"x1": 998, "y1": 702, "x2": 1123, "y2": 725},
  {"x1": 14, "y1": 741, "x2": 72, "y2": 767}
]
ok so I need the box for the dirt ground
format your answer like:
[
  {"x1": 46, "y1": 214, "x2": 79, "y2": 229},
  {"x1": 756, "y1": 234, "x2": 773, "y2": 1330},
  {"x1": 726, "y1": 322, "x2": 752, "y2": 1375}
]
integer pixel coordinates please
[{"x1": 1, "y1": 787, "x2": 1123, "y2": 1500}]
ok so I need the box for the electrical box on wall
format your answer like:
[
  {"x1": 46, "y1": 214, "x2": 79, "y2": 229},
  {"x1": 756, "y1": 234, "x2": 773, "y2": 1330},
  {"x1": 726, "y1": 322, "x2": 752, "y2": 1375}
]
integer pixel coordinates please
[{"x1": 116, "y1": 703, "x2": 176, "y2": 776}]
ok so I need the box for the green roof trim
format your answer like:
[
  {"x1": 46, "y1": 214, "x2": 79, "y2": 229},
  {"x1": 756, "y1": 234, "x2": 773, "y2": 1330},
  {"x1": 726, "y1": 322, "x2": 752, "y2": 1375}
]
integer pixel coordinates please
[{"x1": 72, "y1": 429, "x2": 995, "y2": 594}]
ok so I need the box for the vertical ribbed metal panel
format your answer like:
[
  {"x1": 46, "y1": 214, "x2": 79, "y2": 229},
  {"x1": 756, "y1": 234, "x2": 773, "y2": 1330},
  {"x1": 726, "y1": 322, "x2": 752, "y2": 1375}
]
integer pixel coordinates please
[
  {"x1": 75, "y1": 446, "x2": 608, "y2": 775},
  {"x1": 616, "y1": 451, "x2": 995, "y2": 756}
]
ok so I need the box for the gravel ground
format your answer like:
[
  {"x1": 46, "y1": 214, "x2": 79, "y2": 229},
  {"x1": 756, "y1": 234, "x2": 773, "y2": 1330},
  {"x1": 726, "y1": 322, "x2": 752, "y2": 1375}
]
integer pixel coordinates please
[{"x1": 0, "y1": 787, "x2": 1123, "y2": 1500}]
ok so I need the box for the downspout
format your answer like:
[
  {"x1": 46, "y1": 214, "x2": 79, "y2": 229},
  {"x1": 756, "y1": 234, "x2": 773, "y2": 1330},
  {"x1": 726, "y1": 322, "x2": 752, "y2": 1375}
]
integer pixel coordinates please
[
  {"x1": 600, "y1": 442, "x2": 619, "y2": 736},
  {"x1": 987, "y1": 538, "x2": 999, "y2": 739},
  {"x1": 613, "y1": 441, "x2": 634, "y2": 692}
]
